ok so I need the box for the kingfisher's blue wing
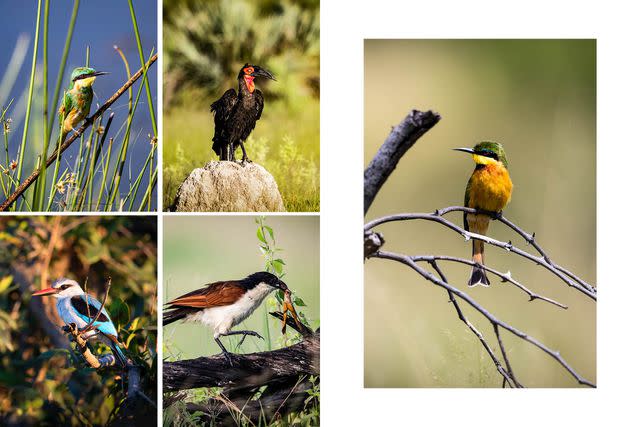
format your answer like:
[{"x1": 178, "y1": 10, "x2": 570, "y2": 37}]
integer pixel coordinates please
[{"x1": 69, "y1": 295, "x2": 118, "y2": 337}]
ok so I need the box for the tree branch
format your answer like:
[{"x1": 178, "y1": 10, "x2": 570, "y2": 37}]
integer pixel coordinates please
[
  {"x1": 0, "y1": 53, "x2": 158, "y2": 212},
  {"x1": 364, "y1": 109, "x2": 441, "y2": 214},
  {"x1": 413, "y1": 255, "x2": 568, "y2": 309},
  {"x1": 163, "y1": 332, "x2": 319, "y2": 392},
  {"x1": 365, "y1": 210, "x2": 596, "y2": 300},
  {"x1": 370, "y1": 250, "x2": 595, "y2": 387}
]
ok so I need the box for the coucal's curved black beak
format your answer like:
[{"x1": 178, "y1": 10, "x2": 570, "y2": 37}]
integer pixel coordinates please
[
  {"x1": 253, "y1": 66, "x2": 276, "y2": 81},
  {"x1": 278, "y1": 280, "x2": 289, "y2": 291},
  {"x1": 453, "y1": 147, "x2": 475, "y2": 154}
]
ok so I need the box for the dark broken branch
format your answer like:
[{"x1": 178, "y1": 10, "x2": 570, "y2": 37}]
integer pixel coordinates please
[
  {"x1": 364, "y1": 109, "x2": 441, "y2": 214},
  {"x1": 163, "y1": 332, "x2": 319, "y2": 392}
]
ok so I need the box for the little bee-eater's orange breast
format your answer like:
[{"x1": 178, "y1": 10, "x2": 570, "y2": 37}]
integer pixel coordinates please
[{"x1": 467, "y1": 163, "x2": 513, "y2": 212}]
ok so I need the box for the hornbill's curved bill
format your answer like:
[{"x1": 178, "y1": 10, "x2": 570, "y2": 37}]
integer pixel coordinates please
[
  {"x1": 210, "y1": 63, "x2": 276, "y2": 164},
  {"x1": 163, "y1": 271, "x2": 288, "y2": 366}
]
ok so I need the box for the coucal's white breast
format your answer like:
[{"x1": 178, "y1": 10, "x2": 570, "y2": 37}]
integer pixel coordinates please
[{"x1": 185, "y1": 282, "x2": 274, "y2": 337}]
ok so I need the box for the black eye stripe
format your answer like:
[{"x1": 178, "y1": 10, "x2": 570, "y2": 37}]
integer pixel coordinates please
[{"x1": 477, "y1": 150, "x2": 498, "y2": 160}]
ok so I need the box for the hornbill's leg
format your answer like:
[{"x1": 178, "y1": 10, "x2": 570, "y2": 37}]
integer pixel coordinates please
[
  {"x1": 220, "y1": 330, "x2": 264, "y2": 347},
  {"x1": 225, "y1": 143, "x2": 233, "y2": 162},
  {"x1": 239, "y1": 141, "x2": 252, "y2": 164},
  {"x1": 231, "y1": 143, "x2": 237, "y2": 162},
  {"x1": 215, "y1": 337, "x2": 234, "y2": 366}
]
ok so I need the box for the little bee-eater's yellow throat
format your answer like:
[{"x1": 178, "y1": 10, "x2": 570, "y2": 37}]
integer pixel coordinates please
[{"x1": 454, "y1": 141, "x2": 513, "y2": 287}]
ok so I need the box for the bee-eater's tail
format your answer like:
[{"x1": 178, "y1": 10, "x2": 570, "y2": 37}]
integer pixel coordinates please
[{"x1": 468, "y1": 239, "x2": 490, "y2": 287}]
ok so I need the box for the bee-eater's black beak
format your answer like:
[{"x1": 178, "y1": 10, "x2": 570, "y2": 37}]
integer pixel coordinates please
[
  {"x1": 253, "y1": 66, "x2": 276, "y2": 81},
  {"x1": 453, "y1": 147, "x2": 475, "y2": 154},
  {"x1": 90, "y1": 71, "x2": 109, "y2": 77}
]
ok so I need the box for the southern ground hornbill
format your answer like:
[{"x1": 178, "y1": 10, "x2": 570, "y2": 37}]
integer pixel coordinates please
[{"x1": 210, "y1": 63, "x2": 276, "y2": 163}]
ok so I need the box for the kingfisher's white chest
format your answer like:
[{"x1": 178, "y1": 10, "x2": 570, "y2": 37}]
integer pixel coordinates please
[
  {"x1": 185, "y1": 283, "x2": 274, "y2": 337},
  {"x1": 57, "y1": 296, "x2": 98, "y2": 339}
]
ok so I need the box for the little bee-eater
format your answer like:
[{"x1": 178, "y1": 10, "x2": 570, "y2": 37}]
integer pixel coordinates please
[
  {"x1": 58, "y1": 67, "x2": 108, "y2": 143},
  {"x1": 454, "y1": 141, "x2": 513, "y2": 287}
]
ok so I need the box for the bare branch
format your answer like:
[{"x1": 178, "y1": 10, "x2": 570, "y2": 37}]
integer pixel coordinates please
[
  {"x1": 81, "y1": 276, "x2": 112, "y2": 333},
  {"x1": 365, "y1": 210, "x2": 596, "y2": 300},
  {"x1": 413, "y1": 255, "x2": 568, "y2": 309},
  {"x1": 430, "y1": 259, "x2": 521, "y2": 387},
  {"x1": 364, "y1": 109, "x2": 441, "y2": 214},
  {"x1": 370, "y1": 250, "x2": 595, "y2": 387}
]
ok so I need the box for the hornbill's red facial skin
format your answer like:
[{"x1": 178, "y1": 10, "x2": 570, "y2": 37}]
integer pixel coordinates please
[
  {"x1": 163, "y1": 271, "x2": 288, "y2": 366},
  {"x1": 210, "y1": 63, "x2": 276, "y2": 163}
]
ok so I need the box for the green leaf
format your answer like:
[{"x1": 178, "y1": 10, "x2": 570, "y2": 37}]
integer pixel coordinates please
[
  {"x1": 257, "y1": 227, "x2": 266, "y2": 244},
  {"x1": 272, "y1": 260, "x2": 283, "y2": 275},
  {"x1": 264, "y1": 226, "x2": 274, "y2": 241},
  {"x1": 273, "y1": 258, "x2": 286, "y2": 265},
  {"x1": 293, "y1": 296, "x2": 306, "y2": 306},
  {"x1": 0, "y1": 275, "x2": 13, "y2": 294}
]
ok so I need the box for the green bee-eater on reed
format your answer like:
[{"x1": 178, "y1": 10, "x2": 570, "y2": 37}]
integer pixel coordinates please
[
  {"x1": 454, "y1": 141, "x2": 513, "y2": 287},
  {"x1": 57, "y1": 67, "x2": 108, "y2": 143}
]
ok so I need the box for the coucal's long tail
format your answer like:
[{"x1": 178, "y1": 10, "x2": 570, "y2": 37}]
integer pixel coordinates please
[{"x1": 163, "y1": 307, "x2": 197, "y2": 326}]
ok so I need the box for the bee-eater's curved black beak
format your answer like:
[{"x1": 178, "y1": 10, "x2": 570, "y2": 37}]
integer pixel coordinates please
[
  {"x1": 453, "y1": 147, "x2": 475, "y2": 154},
  {"x1": 253, "y1": 66, "x2": 276, "y2": 81},
  {"x1": 90, "y1": 71, "x2": 109, "y2": 77}
]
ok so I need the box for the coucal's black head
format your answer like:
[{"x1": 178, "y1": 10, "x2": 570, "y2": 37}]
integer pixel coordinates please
[
  {"x1": 237, "y1": 63, "x2": 276, "y2": 81},
  {"x1": 242, "y1": 271, "x2": 288, "y2": 291}
]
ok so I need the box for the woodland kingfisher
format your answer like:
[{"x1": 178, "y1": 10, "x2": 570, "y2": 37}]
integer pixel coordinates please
[
  {"x1": 454, "y1": 141, "x2": 513, "y2": 287},
  {"x1": 32, "y1": 277, "x2": 128, "y2": 367},
  {"x1": 57, "y1": 67, "x2": 108, "y2": 143}
]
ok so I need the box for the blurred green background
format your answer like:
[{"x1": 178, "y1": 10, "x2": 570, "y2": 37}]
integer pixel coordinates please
[
  {"x1": 163, "y1": 215, "x2": 319, "y2": 360},
  {"x1": 163, "y1": 0, "x2": 320, "y2": 212},
  {"x1": 364, "y1": 39, "x2": 596, "y2": 388}
]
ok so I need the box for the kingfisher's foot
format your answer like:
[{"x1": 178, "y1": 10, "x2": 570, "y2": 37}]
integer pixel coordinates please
[{"x1": 491, "y1": 211, "x2": 503, "y2": 220}]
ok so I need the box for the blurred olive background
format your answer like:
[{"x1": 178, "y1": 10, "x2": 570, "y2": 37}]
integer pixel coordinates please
[
  {"x1": 364, "y1": 40, "x2": 595, "y2": 388},
  {"x1": 0, "y1": 216, "x2": 157, "y2": 425},
  {"x1": 163, "y1": 0, "x2": 320, "y2": 212},
  {"x1": 163, "y1": 215, "x2": 319, "y2": 360}
]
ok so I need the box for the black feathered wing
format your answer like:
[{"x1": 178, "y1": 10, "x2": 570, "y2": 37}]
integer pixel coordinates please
[
  {"x1": 254, "y1": 89, "x2": 264, "y2": 121},
  {"x1": 210, "y1": 88, "x2": 237, "y2": 155}
]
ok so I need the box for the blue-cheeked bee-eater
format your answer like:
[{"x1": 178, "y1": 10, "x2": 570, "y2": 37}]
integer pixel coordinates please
[
  {"x1": 454, "y1": 141, "x2": 513, "y2": 287},
  {"x1": 58, "y1": 67, "x2": 108, "y2": 143}
]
